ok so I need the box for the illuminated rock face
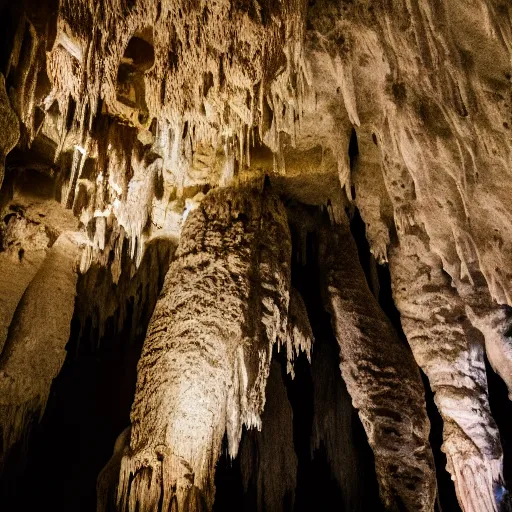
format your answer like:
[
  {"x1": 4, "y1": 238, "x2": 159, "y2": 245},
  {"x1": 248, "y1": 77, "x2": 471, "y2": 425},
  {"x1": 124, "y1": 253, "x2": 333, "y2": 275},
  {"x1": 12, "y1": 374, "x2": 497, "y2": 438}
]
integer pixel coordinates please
[
  {"x1": 117, "y1": 185, "x2": 292, "y2": 511},
  {"x1": 1, "y1": 1, "x2": 512, "y2": 511},
  {"x1": 0, "y1": 231, "x2": 84, "y2": 459}
]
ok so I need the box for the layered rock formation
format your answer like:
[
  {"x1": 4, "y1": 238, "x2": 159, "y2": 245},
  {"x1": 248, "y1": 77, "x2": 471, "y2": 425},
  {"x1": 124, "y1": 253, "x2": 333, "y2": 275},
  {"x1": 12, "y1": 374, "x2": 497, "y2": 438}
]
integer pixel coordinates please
[{"x1": 0, "y1": 0, "x2": 512, "y2": 511}]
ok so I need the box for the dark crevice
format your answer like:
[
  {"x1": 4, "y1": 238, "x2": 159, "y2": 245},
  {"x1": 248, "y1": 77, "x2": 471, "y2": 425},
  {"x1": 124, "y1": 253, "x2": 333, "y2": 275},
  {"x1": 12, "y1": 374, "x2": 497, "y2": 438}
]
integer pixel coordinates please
[
  {"x1": 486, "y1": 354, "x2": 512, "y2": 497},
  {"x1": 348, "y1": 127, "x2": 359, "y2": 172}
]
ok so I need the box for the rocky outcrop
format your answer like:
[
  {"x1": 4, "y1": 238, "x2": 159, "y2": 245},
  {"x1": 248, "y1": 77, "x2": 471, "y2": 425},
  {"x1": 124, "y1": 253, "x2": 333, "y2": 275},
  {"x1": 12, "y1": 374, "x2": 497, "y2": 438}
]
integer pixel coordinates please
[
  {"x1": 390, "y1": 233, "x2": 505, "y2": 512},
  {"x1": 0, "y1": 73, "x2": 19, "y2": 188}
]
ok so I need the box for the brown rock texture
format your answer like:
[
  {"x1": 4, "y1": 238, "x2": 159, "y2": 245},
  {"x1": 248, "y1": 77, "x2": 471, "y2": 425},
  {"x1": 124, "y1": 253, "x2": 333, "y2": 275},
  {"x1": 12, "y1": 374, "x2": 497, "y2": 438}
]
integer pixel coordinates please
[
  {"x1": 0, "y1": 73, "x2": 19, "y2": 188},
  {"x1": 0, "y1": 231, "x2": 83, "y2": 460},
  {"x1": 319, "y1": 216, "x2": 436, "y2": 512},
  {"x1": 390, "y1": 232, "x2": 504, "y2": 512},
  {"x1": 117, "y1": 184, "x2": 292, "y2": 511},
  {"x1": 1, "y1": 0, "x2": 512, "y2": 511}
]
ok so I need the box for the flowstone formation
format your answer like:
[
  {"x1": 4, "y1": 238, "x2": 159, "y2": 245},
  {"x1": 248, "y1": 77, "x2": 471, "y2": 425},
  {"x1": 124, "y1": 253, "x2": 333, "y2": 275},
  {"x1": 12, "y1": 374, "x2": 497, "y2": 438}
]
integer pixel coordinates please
[
  {"x1": 116, "y1": 184, "x2": 295, "y2": 511},
  {"x1": 0, "y1": 1, "x2": 512, "y2": 511}
]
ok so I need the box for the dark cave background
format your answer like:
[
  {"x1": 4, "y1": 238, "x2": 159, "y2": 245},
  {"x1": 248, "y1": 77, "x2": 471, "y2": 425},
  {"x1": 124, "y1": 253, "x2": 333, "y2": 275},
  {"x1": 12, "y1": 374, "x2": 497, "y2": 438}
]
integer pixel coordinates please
[{"x1": 0, "y1": 200, "x2": 511, "y2": 511}]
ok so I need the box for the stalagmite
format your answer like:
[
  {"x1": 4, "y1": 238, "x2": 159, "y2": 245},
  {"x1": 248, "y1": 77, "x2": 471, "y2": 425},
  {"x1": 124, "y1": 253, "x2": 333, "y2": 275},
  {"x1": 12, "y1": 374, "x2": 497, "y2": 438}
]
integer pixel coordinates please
[
  {"x1": 240, "y1": 361, "x2": 297, "y2": 512},
  {"x1": 0, "y1": 231, "x2": 84, "y2": 461},
  {"x1": 390, "y1": 234, "x2": 506, "y2": 512},
  {"x1": 318, "y1": 215, "x2": 436, "y2": 512},
  {"x1": 97, "y1": 426, "x2": 132, "y2": 512},
  {"x1": 0, "y1": 212, "x2": 51, "y2": 354},
  {"x1": 117, "y1": 184, "x2": 291, "y2": 511}
]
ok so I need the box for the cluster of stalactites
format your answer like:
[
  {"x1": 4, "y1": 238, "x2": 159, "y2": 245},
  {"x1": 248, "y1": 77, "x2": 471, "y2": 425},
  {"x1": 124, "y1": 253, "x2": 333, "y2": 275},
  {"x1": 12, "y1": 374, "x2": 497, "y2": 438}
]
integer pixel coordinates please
[
  {"x1": 46, "y1": 0, "x2": 308, "y2": 176},
  {"x1": 19, "y1": 0, "x2": 311, "y2": 278}
]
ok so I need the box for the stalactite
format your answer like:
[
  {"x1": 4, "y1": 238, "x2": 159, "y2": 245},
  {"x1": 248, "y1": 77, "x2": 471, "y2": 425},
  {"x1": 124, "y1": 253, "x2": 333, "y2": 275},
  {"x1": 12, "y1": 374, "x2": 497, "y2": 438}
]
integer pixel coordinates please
[
  {"x1": 117, "y1": 184, "x2": 291, "y2": 511},
  {"x1": 390, "y1": 233, "x2": 506, "y2": 512},
  {"x1": 466, "y1": 306, "x2": 512, "y2": 401},
  {"x1": 240, "y1": 360, "x2": 297, "y2": 512},
  {"x1": 74, "y1": 237, "x2": 175, "y2": 352},
  {"x1": 318, "y1": 214, "x2": 436, "y2": 512},
  {"x1": 0, "y1": 231, "x2": 84, "y2": 462},
  {"x1": 283, "y1": 287, "x2": 314, "y2": 377},
  {"x1": 456, "y1": 275, "x2": 512, "y2": 401}
]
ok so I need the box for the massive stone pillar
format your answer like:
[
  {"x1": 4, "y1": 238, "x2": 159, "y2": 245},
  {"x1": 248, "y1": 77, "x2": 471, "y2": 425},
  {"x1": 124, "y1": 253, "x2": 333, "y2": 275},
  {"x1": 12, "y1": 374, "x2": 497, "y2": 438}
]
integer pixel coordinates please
[
  {"x1": 318, "y1": 216, "x2": 436, "y2": 512},
  {"x1": 117, "y1": 184, "x2": 292, "y2": 512},
  {"x1": 390, "y1": 234, "x2": 505, "y2": 512},
  {"x1": 0, "y1": 231, "x2": 83, "y2": 460}
]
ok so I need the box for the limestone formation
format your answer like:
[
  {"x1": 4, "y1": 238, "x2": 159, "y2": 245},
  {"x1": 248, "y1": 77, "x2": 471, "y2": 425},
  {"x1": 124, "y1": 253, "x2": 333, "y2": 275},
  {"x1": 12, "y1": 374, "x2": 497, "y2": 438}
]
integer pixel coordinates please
[
  {"x1": 1, "y1": 0, "x2": 512, "y2": 511},
  {"x1": 0, "y1": 73, "x2": 19, "y2": 189},
  {"x1": 319, "y1": 215, "x2": 437, "y2": 511},
  {"x1": 390, "y1": 232, "x2": 505, "y2": 512},
  {"x1": 0, "y1": 231, "x2": 84, "y2": 460},
  {"x1": 117, "y1": 185, "x2": 292, "y2": 511}
]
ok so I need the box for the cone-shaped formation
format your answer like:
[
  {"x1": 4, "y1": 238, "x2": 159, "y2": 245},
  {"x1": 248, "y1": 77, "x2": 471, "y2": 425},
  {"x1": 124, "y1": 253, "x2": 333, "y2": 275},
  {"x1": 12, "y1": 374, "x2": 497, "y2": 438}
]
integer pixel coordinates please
[
  {"x1": 319, "y1": 216, "x2": 436, "y2": 512},
  {"x1": 117, "y1": 184, "x2": 292, "y2": 511},
  {"x1": 284, "y1": 287, "x2": 314, "y2": 377},
  {"x1": 97, "y1": 426, "x2": 132, "y2": 512},
  {"x1": 390, "y1": 234, "x2": 506, "y2": 512},
  {"x1": 0, "y1": 231, "x2": 83, "y2": 461}
]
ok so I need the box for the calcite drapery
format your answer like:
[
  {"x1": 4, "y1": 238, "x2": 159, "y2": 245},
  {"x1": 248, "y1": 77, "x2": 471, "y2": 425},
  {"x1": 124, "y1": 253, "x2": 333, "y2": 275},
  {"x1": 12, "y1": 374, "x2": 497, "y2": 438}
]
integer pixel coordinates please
[
  {"x1": 117, "y1": 184, "x2": 291, "y2": 511},
  {"x1": 319, "y1": 215, "x2": 436, "y2": 512},
  {"x1": 0, "y1": 231, "x2": 83, "y2": 460},
  {"x1": 390, "y1": 233, "x2": 506, "y2": 512}
]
